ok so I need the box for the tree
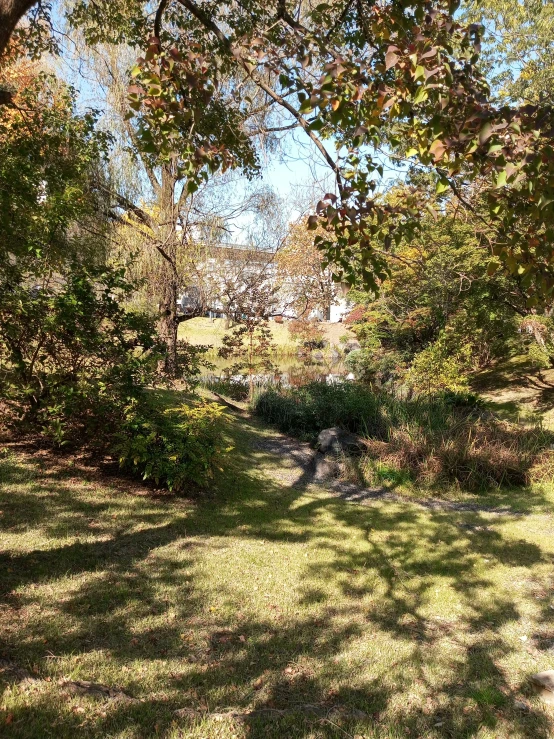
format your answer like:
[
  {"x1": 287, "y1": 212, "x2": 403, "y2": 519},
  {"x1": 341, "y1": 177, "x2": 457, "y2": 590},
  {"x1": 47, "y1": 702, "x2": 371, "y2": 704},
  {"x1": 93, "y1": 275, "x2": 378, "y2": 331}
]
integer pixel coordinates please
[
  {"x1": 65, "y1": 0, "x2": 554, "y2": 300},
  {"x1": 218, "y1": 282, "x2": 277, "y2": 400},
  {"x1": 276, "y1": 220, "x2": 342, "y2": 320},
  {"x1": 463, "y1": 0, "x2": 554, "y2": 105},
  {"x1": 6, "y1": 0, "x2": 554, "y2": 302},
  {"x1": 0, "y1": 58, "x2": 110, "y2": 278},
  {"x1": 0, "y1": 0, "x2": 38, "y2": 59},
  {"x1": 345, "y1": 204, "x2": 524, "y2": 386},
  {"x1": 62, "y1": 29, "x2": 287, "y2": 375}
]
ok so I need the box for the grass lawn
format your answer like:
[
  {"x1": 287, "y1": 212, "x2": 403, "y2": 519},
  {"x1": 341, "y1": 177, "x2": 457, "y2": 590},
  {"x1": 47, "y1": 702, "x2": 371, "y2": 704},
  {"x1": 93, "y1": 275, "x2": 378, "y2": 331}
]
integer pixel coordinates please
[
  {"x1": 1, "y1": 403, "x2": 554, "y2": 737},
  {"x1": 178, "y1": 318, "x2": 354, "y2": 353}
]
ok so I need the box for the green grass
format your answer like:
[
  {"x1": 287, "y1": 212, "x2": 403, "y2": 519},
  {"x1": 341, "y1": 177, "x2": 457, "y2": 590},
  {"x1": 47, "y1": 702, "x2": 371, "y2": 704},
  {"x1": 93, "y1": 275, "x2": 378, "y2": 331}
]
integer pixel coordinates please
[
  {"x1": 178, "y1": 317, "x2": 354, "y2": 355},
  {"x1": 1, "y1": 405, "x2": 554, "y2": 737},
  {"x1": 473, "y1": 357, "x2": 554, "y2": 430},
  {"x1": 178, "y1": 317, "x2": 298, "y2": 354}
]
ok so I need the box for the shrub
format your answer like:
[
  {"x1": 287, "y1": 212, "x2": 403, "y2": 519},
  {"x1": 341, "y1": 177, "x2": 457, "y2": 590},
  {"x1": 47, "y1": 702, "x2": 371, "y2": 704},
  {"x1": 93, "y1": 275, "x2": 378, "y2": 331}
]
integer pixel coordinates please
[
  {"x1": 405, "y1": 339, "x2": 470, "y2": 395},
  {"x1": 345, "y1": 347, "x2": 405, "y2": 386},
  {"x1": 176, "y1": 340, "x2": 214, "y2": 388},
  {"x1": 115, "y1": 399, "x2": 228, "y2": 491},
  {"x1": 252, "y1": 382, "x2": 389, "y2": 440},
  {"x1": 0, "y1": 264, "x2": 161, "y2": 446},
  {"x1": 288, "y1": 319, "x2": 326, "y2": 350}
]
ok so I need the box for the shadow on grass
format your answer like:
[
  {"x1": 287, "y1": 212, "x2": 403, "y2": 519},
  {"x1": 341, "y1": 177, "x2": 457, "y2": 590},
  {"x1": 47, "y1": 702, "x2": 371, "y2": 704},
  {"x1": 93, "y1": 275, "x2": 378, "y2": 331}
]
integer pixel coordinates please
[{"x1": 0, "y1": 414, "x2": 553, "y2": 738}]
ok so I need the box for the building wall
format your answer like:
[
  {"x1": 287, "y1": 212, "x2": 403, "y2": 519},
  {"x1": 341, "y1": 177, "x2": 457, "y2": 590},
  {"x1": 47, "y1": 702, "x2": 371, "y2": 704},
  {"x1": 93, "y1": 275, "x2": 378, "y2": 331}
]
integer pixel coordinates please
[{"x1": 179, "y1": 243, "x2": 353, "y2": 323}]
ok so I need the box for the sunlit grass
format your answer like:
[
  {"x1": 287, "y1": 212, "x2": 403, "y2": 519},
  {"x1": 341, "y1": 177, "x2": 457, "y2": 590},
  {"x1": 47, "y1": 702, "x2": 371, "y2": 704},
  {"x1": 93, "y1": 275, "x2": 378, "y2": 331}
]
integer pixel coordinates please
[
  {"x1": 178, "y1": 317, "x2": 354, "y2": 356},
  {"x1": 1, "y1": 409, "x2": 554, "y2": 737},
  {"x1": 178, "y1": 316, "x2": 299, "y2": 354}
]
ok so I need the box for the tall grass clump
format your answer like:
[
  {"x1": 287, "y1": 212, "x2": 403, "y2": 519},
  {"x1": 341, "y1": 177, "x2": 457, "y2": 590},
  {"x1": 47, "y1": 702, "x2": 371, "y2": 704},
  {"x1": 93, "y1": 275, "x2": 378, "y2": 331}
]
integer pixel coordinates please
[
  {"x1": 252, "y1": 382, "x2": 554, "y2": 490},
  {"x1": 202, "y1": 377, "x2": 250, "y2": 401}
]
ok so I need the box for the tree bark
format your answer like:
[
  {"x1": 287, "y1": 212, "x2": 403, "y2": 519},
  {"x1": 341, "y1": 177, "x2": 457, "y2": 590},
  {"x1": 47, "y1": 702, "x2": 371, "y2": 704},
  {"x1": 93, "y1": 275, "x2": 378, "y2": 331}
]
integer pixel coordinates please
[
  {"x1": 158, "y1": 257, "x2": 179, "y2": 376},
  {"x1": 0, "y1": 0, "x2": 38, "y2": 59},
  {"x1": 156, "y1": 163, "x2": 180, "y2": 376}
]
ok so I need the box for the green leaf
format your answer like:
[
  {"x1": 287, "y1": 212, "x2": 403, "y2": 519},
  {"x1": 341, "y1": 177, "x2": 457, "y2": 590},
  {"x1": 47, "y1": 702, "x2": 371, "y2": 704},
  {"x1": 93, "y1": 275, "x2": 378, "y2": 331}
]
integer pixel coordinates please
[
  {"x1": 308, "y1": 118, "x2": 325, "y2": 131},
  {"x1": 496, "y1": 170, "x2": 507, "y2": 188},
  {"x1": 436, "y1": 178, "x2": 449, "y2": 194},
  {"x1": 413, "y1": 86, "x2": 428, "y2": 104},
  {"x1": 478, "y1": 121, "x2": 494, "y2": 145}
]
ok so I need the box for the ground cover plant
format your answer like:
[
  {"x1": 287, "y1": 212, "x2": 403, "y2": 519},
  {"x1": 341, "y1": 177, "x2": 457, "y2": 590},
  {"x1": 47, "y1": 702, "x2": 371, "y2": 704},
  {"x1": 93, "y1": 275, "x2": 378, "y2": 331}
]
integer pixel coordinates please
[
  {"x1": 1, "y1": 408, "x2": 554, "y2": 738},
  {"x1": 253, "y1": 382, "x2": 554, "y2": 490},
  {"x1": 115, "y1": 392, "x2": 229, "y2": 491}
]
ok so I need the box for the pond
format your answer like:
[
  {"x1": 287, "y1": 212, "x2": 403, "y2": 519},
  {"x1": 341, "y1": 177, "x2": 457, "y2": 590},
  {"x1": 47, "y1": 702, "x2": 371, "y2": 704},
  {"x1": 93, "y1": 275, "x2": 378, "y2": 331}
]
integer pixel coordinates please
[{"x1": 201, "y1": 352, "x2": 355, "y2": 389}]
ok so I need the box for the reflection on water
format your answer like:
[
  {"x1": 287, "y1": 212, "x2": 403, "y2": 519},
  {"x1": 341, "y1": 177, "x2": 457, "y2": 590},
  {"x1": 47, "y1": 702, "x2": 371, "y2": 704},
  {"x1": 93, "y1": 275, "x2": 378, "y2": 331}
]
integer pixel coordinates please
[{"x1": 201, "y1": 354, "x2": 354, "y2": 388}]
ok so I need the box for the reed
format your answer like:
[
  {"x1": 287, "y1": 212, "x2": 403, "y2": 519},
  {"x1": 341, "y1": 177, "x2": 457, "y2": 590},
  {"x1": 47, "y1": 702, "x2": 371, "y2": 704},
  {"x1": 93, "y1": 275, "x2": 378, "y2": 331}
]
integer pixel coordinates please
[{"x1": 252, "y1": 382, "x2": 554, "y2": 491}]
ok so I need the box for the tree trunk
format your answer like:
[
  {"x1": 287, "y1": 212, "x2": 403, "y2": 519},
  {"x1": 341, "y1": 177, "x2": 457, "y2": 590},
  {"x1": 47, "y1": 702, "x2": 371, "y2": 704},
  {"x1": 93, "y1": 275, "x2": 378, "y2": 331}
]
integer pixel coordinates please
[
  {"x1": 156, "y1": 163, "x2": 179, "y2": 376},
  {"x1": 0, "y1": 0, "x2": 38, "y2": 60},
  {"x1": 158, "y1": 258, "x2": 179, "y2": 376}
]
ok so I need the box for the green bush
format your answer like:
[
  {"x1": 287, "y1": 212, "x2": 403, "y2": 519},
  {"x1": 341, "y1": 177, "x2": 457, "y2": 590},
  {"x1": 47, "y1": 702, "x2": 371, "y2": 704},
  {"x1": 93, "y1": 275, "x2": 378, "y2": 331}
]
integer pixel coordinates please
[
  {"x1": 405, "y1": 339, "x2": 470, "y2": 395},
  {"x1": 176, "y1": 340, "x2": 214, "y2": 388},
  {"x1": 252, "y1": 381, "x2": 478, "y2": 441},
  {"x1": 252, "y1": 382, "x2": 388, "y2": 440},
  {"x1": 115, "y1": 400, "x2": 228, "y2": 491},
  {"x1": 345, "y1": 347, "x2": 405, "y2": 386},
  {"x1": 0, "y1": 264, "x2": 161, "y2": 446}
]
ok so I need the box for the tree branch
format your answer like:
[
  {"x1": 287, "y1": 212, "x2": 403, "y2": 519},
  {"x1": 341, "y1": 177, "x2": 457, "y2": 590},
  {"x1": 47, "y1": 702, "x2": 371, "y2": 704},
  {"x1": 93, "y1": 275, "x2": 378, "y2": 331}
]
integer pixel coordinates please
[
  {"x1": 101, "y1": 184, "x2": 156, "y2": 229},
  {"x1": 174, "y1": 0, "x2": 343, "y2": 194}
]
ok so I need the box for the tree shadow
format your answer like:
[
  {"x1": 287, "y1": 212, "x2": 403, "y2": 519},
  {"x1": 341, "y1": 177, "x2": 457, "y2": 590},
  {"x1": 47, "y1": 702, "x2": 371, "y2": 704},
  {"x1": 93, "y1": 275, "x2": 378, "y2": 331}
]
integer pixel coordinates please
[{"x1": 1, "y1": 419, "x2": 553, "y2": 737}]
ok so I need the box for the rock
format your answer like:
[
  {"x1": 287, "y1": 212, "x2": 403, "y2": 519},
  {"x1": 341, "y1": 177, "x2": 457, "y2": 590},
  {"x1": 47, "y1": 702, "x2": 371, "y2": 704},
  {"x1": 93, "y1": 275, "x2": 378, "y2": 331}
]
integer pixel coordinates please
[
  {"x1": 531, "y1": 671, "x2": 554, "y2": 703},
  {"x1": 514, "y1": 700, "x2": 530, "y2": 711},
  {"x1": 342, "y1": 341, "x2": 361, "y2": 355},
  {"x1": 531, "y1": 670, "x2": 554, "y2": 691},
  {"x1": 312, "y1": 452, "x2": 340, "y2": 481},
  {"x1": 317, "y1": 427, "x2": 365, "y2": 456},
  {"x1": 535, "y1": 687, "x2": 554, "y2": 705}
]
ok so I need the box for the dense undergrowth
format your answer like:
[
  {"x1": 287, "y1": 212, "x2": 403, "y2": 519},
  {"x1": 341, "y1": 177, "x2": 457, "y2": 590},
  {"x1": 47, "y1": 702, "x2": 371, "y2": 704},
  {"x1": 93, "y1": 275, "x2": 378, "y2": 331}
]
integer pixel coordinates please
[
  {"x1": 253, "y1": 382, "x2": 554, "y2": 491},
  {"x1": 0, "y1": 267, "x2": 228, "y2": 492}
]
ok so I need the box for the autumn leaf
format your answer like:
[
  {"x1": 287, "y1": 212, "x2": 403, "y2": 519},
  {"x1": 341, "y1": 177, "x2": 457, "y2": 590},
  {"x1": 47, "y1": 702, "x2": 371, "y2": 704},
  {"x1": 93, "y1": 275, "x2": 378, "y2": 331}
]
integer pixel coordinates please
[
  {"x1": 429, "y1": 139, "x2": 446, "y2": 161},
  {"x1": 385, "y1": 47, "x2": 400, "y2": 71}
]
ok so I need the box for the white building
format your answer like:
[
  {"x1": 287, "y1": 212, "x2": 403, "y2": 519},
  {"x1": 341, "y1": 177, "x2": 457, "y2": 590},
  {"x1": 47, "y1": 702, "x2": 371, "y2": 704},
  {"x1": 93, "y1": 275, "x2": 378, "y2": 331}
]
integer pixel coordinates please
[{"x1": 179, "y1": 242, "x2": 353, "y2": 323}]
